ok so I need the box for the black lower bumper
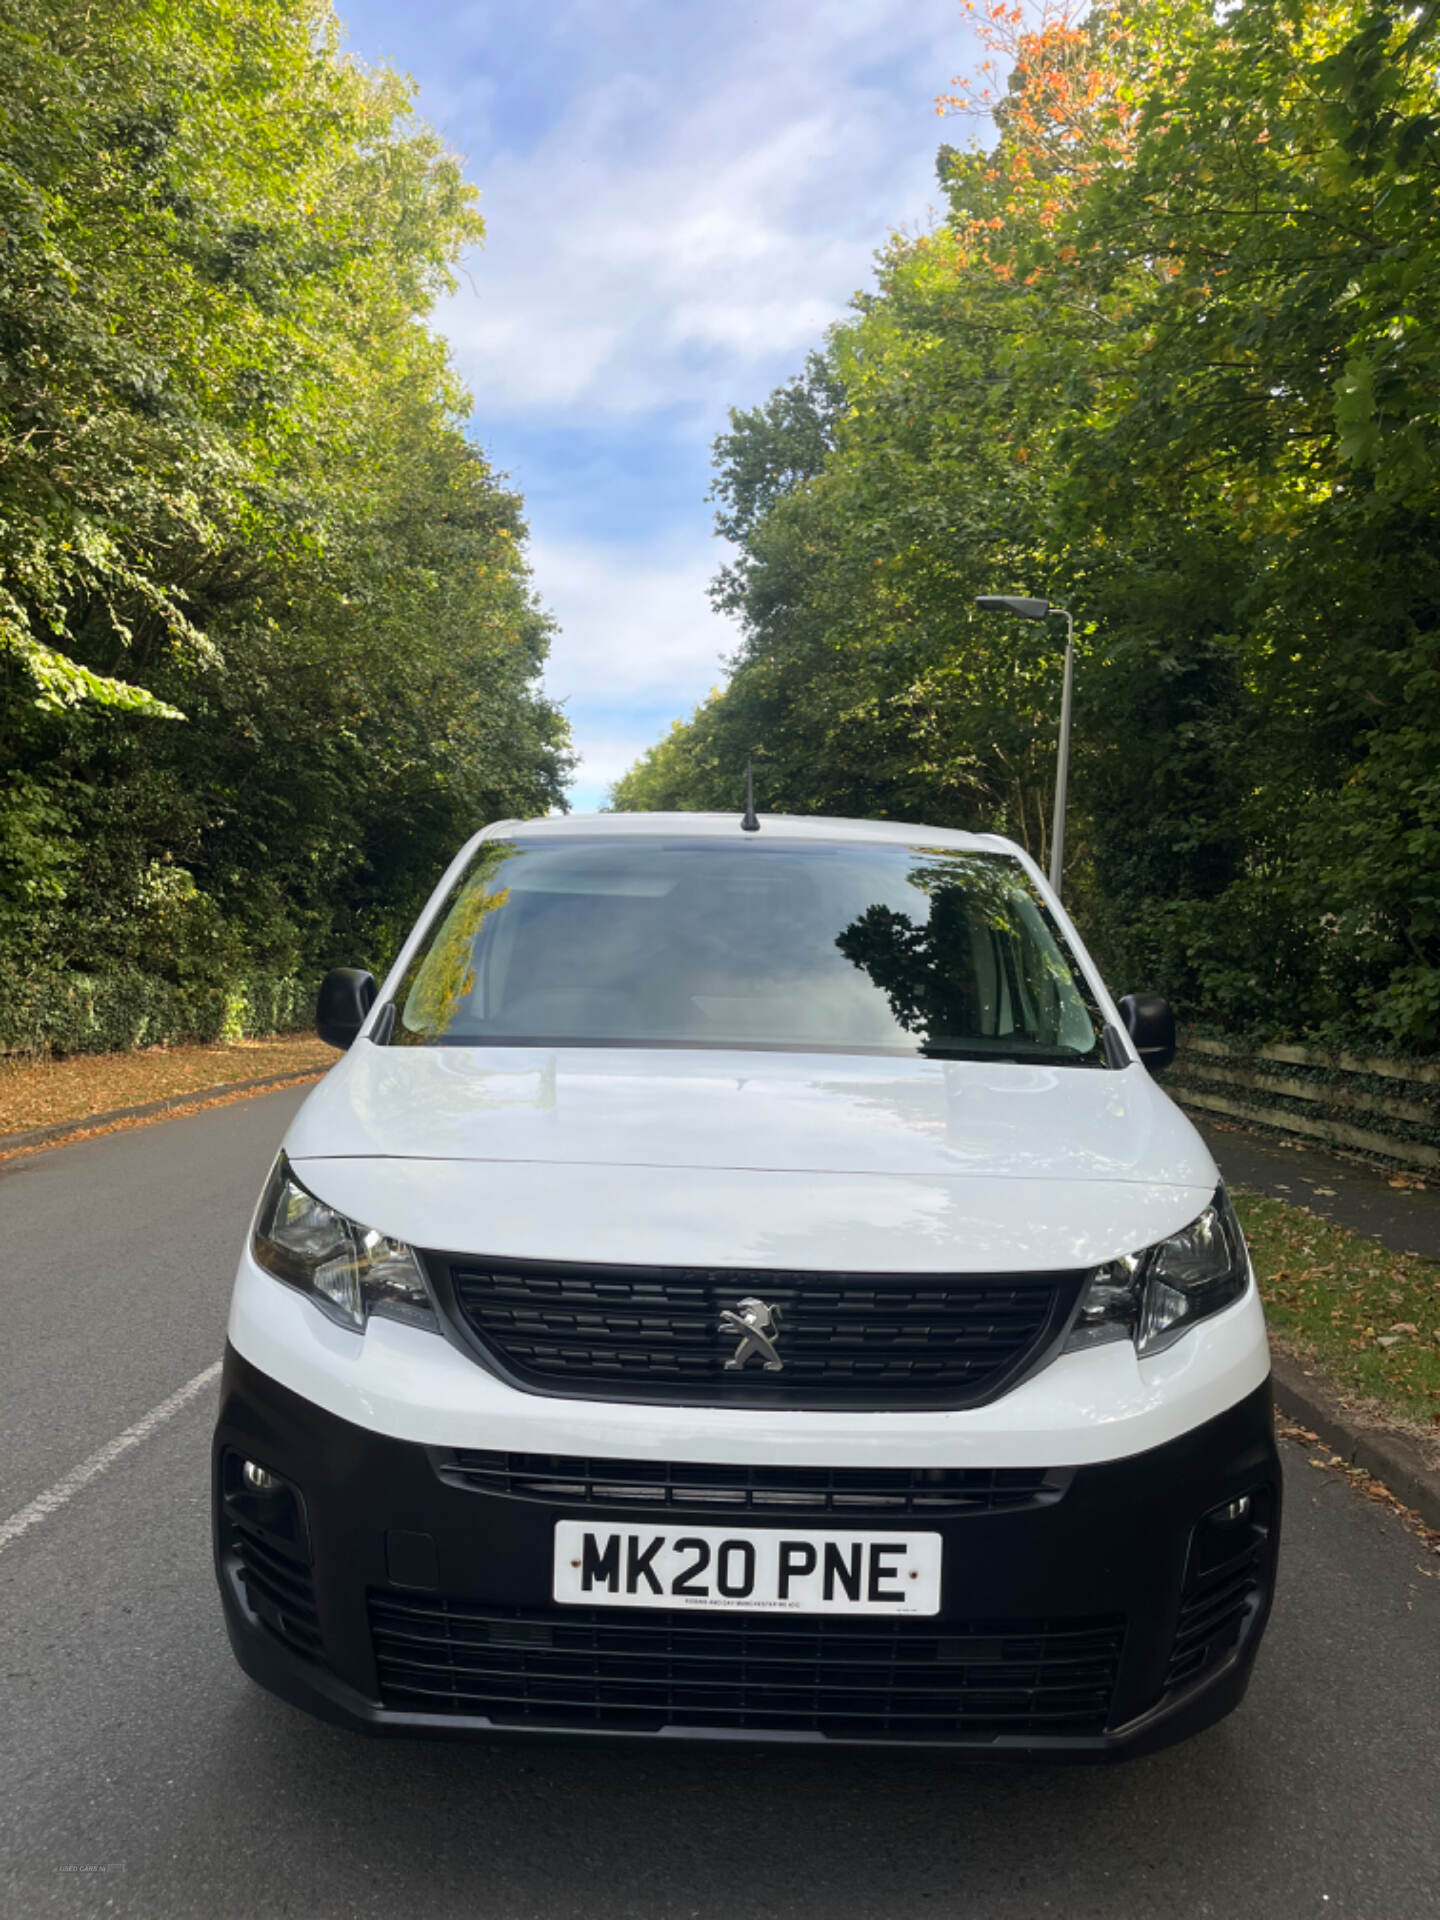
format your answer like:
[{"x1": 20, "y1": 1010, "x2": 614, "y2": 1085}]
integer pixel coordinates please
[{"x1": 213, "y1": 1345, "x2": 1281, "y2": 1758}]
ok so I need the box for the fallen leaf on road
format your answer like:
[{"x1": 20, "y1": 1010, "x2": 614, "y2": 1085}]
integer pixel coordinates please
[
  {"x1": 1279, "y1": 1420, "x2": 1440, "y2": 1555},
  {"x1": 1311, "y1": 1186, "x2": 1338, "y2": 1196}
]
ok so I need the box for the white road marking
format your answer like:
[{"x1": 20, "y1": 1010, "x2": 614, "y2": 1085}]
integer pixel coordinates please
[{"x1": 0, "y1": 1360, "x2": 222, "y2": 1555}]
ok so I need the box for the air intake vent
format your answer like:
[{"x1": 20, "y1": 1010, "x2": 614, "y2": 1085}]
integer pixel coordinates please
[
  {"x1": 219, "y1": 1450, "x2": 320, "y2": 1661},
  {"x1": 232, "y1": 1523, "x2": 322, "y2": 1658},
  {"x1": 370, "y1": 1595, "x2": 1125, "y2": 1740},
  {"x1": 434, "y1": 1450, "x2": 1068, "y2": 1515},
  {"x1": 1165, "y1": 1487, "x2": 1276, "y2": 1693}
]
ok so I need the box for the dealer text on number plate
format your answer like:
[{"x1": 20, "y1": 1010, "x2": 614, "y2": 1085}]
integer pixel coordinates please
[{"x1": 553, "y1": 1521, "x2": 943, "y2": 1616}]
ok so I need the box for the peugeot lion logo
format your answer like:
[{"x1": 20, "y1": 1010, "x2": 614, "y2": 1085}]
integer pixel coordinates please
[{"x1": 719, "y1": 1296, "x2": 783, "y2": 1372}]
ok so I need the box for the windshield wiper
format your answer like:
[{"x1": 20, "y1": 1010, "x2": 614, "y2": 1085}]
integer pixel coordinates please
[{"x1": 921, "y1": 1043, "x2": 1098, "y2": 1066}]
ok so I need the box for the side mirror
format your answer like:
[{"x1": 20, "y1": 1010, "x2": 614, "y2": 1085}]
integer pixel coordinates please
[
  {"x1": 1117, "y1": 992, "x2": 1176, "y2": 1073},
  {"x1": 317, "y1": 968, "x2": 377, "y2": 1050}
]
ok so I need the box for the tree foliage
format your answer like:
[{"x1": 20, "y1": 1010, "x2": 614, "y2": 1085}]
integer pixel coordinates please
[
  {"x1": 612, "y1": 0, "x2": 1440, "y2": 1052},
  {"x1": 0, "y1": 0, "x2": 568, "y2": 1028}
]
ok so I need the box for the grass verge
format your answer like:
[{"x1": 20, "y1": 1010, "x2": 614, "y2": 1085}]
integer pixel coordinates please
[{"x1": 1235, "y1": 1188, "x2": 1440, "y2": 1433}]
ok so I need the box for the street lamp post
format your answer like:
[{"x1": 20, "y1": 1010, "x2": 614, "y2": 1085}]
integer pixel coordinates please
[{"x1": 975, "y1": 594, "x2": 1075, "y2": 898}]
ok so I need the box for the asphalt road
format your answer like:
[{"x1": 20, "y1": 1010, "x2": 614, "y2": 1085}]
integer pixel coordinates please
[{"x1": 2, "y1": 1089, "x2": 1438, "y2": 1920}]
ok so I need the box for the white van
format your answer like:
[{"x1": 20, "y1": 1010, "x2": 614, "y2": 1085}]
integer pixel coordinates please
[{"x1": 213, "y1": 812, "x2": 1279, "y2": 1756}]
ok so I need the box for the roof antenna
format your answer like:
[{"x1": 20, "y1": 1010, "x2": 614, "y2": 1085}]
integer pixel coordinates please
[{"x1": 740, "y1": 759, "x2": 761, "y2": 833}]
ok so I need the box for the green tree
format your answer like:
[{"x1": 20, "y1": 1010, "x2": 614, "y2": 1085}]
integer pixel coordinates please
[
  {"x1": 0, "y1": 0, "x2": 569, "y2": 1035},
  {"x1": 616, "y1": 0, "x2": 1440, "y2": 1051}
]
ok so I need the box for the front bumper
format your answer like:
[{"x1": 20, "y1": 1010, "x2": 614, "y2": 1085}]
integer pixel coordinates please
[{"x1": 213, "y1": 1345, "x2": 1281, "y2": 1757}]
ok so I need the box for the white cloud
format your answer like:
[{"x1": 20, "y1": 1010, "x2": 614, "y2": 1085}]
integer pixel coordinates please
[
  {"x1": 533, "y1": 532, "x2": 739, "y2": 806},
  {"x1": 437, "y1": 0, "x2": 964, "y2": 421},
  {"x1": 534, "y1": 534, "x2": 738, "y2": 707}
]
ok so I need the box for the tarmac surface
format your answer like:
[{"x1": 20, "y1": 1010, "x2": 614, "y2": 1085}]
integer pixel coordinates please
[{"x1": 1196, "y1": 1115, "x2": 1440, "y2": 1262}]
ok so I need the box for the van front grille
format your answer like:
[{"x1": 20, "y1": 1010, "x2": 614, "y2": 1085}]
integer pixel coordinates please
[{"x1": 437, "y1": 1258, "x2": 1084, "y2": 1409}]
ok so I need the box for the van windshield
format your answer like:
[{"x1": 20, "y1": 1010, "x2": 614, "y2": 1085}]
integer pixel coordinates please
[{"x1": 386, "y1": 836, "x2": 1106, "y2": 1063}]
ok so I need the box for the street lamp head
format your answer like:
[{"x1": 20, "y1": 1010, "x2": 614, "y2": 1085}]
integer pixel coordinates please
[{"x1": 975, "y1": 594, "x2": 1052, "y2": 621}]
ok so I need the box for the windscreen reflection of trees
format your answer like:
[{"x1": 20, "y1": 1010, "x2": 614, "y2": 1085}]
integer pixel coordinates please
[
  {"x1": 400, "y1": 844, "x2": 516, "y2": 1038},
  {"x1": 834, "y1": 858, "x2": 1088, "y2": 1050}
]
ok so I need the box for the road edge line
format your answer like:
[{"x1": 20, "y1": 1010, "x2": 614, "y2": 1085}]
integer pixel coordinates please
[{"x1": 0, "y1": 1360, "x2": 223, "y2": 1555}]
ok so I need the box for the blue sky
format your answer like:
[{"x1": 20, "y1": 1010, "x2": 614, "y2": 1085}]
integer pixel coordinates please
[{"x1": 333, "y1": 0, "x2": 977, "y2": 809}]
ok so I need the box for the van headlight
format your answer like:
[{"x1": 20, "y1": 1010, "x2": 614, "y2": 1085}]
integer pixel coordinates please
[
  {"x1": 1064, "y1": 1186, "x2": 1249, "y2": 1357},
  {"x1": 252, "y1": 1156, "x2": 438, "y2": 1334}
]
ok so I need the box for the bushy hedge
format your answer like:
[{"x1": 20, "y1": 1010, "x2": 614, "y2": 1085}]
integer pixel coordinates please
[{"x1": 1, "y1": 969, "x2": 313, "y2": 1061}]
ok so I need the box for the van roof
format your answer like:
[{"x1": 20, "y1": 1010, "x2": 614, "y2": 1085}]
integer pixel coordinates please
[{"x1": 482, "y1": 812, "x2": 1021, "y2": 854}]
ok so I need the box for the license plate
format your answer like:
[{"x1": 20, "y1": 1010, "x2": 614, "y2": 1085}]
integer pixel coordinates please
[{"x1": 552, "y1": 1521, "x2": 942, "y2": 1616}]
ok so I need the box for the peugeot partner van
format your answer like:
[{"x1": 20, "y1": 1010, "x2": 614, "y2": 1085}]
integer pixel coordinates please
[{"x1": 213, "y1": 812, "x2": 1279, "y2": 1756}]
